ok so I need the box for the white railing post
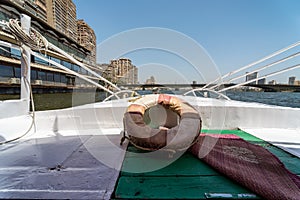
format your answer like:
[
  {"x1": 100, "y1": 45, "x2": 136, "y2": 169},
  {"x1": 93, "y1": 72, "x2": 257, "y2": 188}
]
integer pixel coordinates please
[{"x1": 20, "y1": 14, "x2": 31, "y2": 113}]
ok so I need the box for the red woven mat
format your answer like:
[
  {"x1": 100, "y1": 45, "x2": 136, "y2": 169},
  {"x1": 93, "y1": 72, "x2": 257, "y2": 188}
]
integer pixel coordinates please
[{"x1": 189, "y1": 134, "x2": 300, "y2": 200}]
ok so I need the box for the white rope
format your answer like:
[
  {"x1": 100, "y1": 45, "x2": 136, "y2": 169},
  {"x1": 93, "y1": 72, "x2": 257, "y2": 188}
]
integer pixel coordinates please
[
  {"x1": 210, "y1": 51, "x2": 300, "y2": 90},
  {"x1": 0, "y1": 63, "x2": 36, "y2": 145},
  {"x1": 202, "y1": 41, "x2": 300, "y2": 90},
  {"x1": 219, "y1": 64, "x2": 300, "y2": 92},
  {"x1": 0, "y1": 45, "x2": 36, "y2": 145},
  {"x1": 7, "y1": 19, "x2": 48, "y2": 51}
]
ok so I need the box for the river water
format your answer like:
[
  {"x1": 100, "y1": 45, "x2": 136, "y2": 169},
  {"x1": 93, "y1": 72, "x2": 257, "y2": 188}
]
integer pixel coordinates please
[
  {"x1": 226, "y1": 91, "x2": 300, "y2": 108},
  {"x1": 0, "y1": 91, "x2": 299, "y2": 111}
]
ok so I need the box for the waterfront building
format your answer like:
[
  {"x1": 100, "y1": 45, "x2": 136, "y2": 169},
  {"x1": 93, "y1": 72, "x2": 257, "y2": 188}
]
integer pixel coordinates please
[
  {"x1": 45, "y1": 0, "x2": 77, "y2": 42},
  {"x1": 257, "y1": 78, "x2": 266, "y2": 85},
  {"x1": 245, "y1": 72, "x2": 258, "y2": 84},
  {"x1": 36, "y1": 0, "x2": 47, "y2": 22},
  {"x1": 77, "y1": 19, "x2": 96, "y2": 65},
  {"x1": 295, "y1": 80, "x2": 300, "y2": 86},
  {"x1": 288, "y1": 76, "x2": 296, "y2": 85},
  {"x1": 268, "y1": 80, "x2": 277, "y2": 85},
  {"x1": 146, "y1": 76, "x2": 156, "y2": 84},
  {"x1": 0, "y1": 1, "x2": 99, "y2": 94},
  {"x1": 22, "y1": 0, "x2": 37, "y2": 17},
  {"x1": 102, "y1": 59, "x2": 138, "y2": 84}
]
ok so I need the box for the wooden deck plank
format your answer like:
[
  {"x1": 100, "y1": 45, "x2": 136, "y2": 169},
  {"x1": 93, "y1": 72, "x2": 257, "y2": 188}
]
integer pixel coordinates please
[
  {"x1": 115, "y1": 176, "x2": 260, "y2": 199},
  {"x1": 114, "y1": 130, "x2": 300, "y2": 199},
  {"x1": 122, "y1": 151, "x2": 220, "y2": 176}
]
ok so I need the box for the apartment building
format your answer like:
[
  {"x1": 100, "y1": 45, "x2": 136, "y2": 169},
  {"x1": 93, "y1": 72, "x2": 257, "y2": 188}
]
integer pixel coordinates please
[
  {"x1": 104, "y1": 58, "x2": 138, "y2": 84},
  {"x1": 46, "y1": 0, "x2": 77, "y2": 42},
  {"x1": 77, "y1": 19, "x2": 96, "y2": 64}
]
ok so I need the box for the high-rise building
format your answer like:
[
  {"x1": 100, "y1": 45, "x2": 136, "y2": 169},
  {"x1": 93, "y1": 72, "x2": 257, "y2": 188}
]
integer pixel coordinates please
[
  {"x1": 146, "y1": 76, "x2": 156, "y2": 84},
  {"x1": 288, "y1": 76, "x2": 296, "y2": 85},
  {"x1": 36, "y1": 0, "x2": 47, "y2": 22},
  {"x1": 23, "y1": 0, "x2": 37, "y2": 17},
  {"x1": 268, "y1": 80, "x2": 277, "y2": 85},
  {"x1": 257, "y1": 78, "x2": 266, "y2": 85},
  {"x1": 245, "y1": 72, "x2": 258, "y2": 84},
  {"x1": 0, "y1": 0, "x2": 99, "y2": 91},
  {"x1": 105, "y1": 58, "x2": 138, "y2": 84},
  {"x1": 46, "y1": 0, "x2": 77, "y2": 42},
  {"x1": 77, "y1": 19, "x2": 96, "y2": 64}
]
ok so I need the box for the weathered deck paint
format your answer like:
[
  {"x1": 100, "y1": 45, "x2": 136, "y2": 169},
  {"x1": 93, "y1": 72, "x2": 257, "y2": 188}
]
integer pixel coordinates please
[{"x1": 114, "y1": 130, "x2": 300, "y2": 199}]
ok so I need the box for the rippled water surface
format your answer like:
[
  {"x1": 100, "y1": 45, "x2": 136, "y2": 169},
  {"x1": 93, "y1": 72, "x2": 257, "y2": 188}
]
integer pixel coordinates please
[
  {"x1": 226, "y1": 91, "x2": 300, "y2": 108},
  {"x1": 0, "y1": 91, "x2": 299, "y2": 111}
]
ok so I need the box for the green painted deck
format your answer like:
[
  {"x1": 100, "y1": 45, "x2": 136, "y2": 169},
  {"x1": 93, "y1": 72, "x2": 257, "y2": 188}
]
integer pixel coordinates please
[{"x1": 113, "y1": 130, "x2": 300, "y2": 199}]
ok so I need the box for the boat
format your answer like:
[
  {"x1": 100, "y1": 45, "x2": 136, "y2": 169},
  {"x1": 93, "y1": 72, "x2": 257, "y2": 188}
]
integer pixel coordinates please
[{"x1": 0, "y1": 15, "x2": 300, "y2": 200}]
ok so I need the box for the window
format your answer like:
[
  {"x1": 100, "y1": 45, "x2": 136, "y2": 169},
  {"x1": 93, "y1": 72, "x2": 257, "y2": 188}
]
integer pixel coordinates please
[
  {"x1": 0, "y1": 46, "x2": 10, "y2": 57},
  {"x1": 72, "y1": 65, "x2": 79, "y2": 72},
  {"x1": 31, "y1": 69, "x2": 37, "y2": 80},
  {"x1": 14, "y1": 67, "x2": 21, "y2": 78},
  {"x1": 80, "y1": 68, "x2": 87, "y2": 75},
  {"x1": 34, "y1": 55, "x2": 49, "y2": 65},
  {"x1": 61, "y1": 60, "x2": 72, "y2": 69},
  {"x1": 47, "y1": 72, "x2": 54, "y2": 82},
  {"x1": 66, "y1": 76, "x2": 75, "y2": 86},
  {"x1": 54, "y1": 73, "x2": 60, "y2": 82},
  {"x1": 0, "y1": 65, "x2": 14, "y2": 77},
  {"x1": 11, "y1": 48, "x2": 21, "y2": 59},
  {"x1": 37, "y1": 71, "x2": 46, "y2": 81},
  {"x1": 61, "y1": 74, "x2": 67, "y2": 83},
  {"x1": 50, "y1": 56, "x2": 61, "y2": 67}
]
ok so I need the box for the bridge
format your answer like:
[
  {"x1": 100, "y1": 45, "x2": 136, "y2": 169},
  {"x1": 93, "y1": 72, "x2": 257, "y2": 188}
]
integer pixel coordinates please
[{"x1": 120, "y1": 83, "x2": 300, "y2": 92}]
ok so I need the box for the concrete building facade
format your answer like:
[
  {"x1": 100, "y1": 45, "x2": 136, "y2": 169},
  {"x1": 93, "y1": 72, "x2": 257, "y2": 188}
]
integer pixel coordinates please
[
  {"x1": 268, "y1": 80, "x2": 277, "y2": 85},
  {"x1": 295, "y1": 80, "x2": 300, "y2": 86},
  {"x1": 246, "y1": 72, "x2": 258, "y2": 84},
  {"x1": 103, "y1": 58, "x2": 138, "y2": 84},
  {"x1": 36, "y1": 0, "x2": 47, "y2": 22},
  {"x1": 77, "y1": 19, "x2": 96, "y2": 64},
  {"x1": 288, "y1": 76, "x2": 296, "y2": 85},
  {"x1": 257, "y1": 78, "x2": 266, "y2": 85},
  {"x1": 146, "y1": 76, "x2": 156, "y2": 84},
  {"x1": 0, "y1": 1, "x2": 100, "y2": 93},
  {"x1": 46, "y1": 0, "x2": 77, "y2": 42}
]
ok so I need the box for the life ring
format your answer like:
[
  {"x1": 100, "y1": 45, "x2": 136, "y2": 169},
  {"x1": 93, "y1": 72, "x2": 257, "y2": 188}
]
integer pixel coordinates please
[{"x1": 122, "y1": 94, "x2": 202, "y2": 151}]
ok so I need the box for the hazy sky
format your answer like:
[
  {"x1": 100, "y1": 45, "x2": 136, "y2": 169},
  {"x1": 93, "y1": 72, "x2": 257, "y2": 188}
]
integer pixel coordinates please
[{"x1": 74, "y1": 0, "x2": 300, "y2": 84}]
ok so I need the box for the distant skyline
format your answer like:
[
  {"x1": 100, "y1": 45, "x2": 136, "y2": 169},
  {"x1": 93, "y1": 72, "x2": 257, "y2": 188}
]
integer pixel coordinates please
[{"x1": 74, "y1": 0, "x2": 300, "y2": 84}]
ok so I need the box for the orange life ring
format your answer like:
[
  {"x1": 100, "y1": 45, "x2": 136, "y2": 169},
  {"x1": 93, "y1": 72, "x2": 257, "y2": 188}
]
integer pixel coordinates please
[{"x1": 122, "y1": 94, "x2": 202, "y2": 151}]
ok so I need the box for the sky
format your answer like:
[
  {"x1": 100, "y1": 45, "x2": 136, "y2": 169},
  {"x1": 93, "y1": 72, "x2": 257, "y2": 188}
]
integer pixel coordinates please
[{"x1": 73, "y1": 0, "x2": 300, "y2": 84}]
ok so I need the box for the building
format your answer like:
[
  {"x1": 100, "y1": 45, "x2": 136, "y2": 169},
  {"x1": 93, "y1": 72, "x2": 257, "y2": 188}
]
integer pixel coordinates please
[
  {"x1": 288, "y1": 76, "x2": 296, "y2": 85},
  {"x1": 295, "y1": 80, "x2": 300, "y2": 86},
  {"x1": 0, "y1": 1, "x2": 99, "y2": 93},
  {"x1": 268, "y1": 80, "x2": 277, "y2": 85},
  {"x1": 146, "y1": 76, "x2": 156, "y2": 84},
  {"x1": 245, "y1": 72, "x2": 258, "y2": 84},
  {"x1": 36, "y1": 0, "x2": 47, "y2": 22},
  {"x1": 46, "y1": 0, "x2": 77, "y2": 42},
  {"x1": 257, "y1": 78, "x2": 266, "y2": 85},
  {"x1": 77, "y1": 19, "x2": 96, "y2": 65},
  {"x1": 23, "y1": 0, "x2": 37, "y2": 17},
  {"x1": 102, "y1": 58, "x2": 138, "y2": 84}
]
